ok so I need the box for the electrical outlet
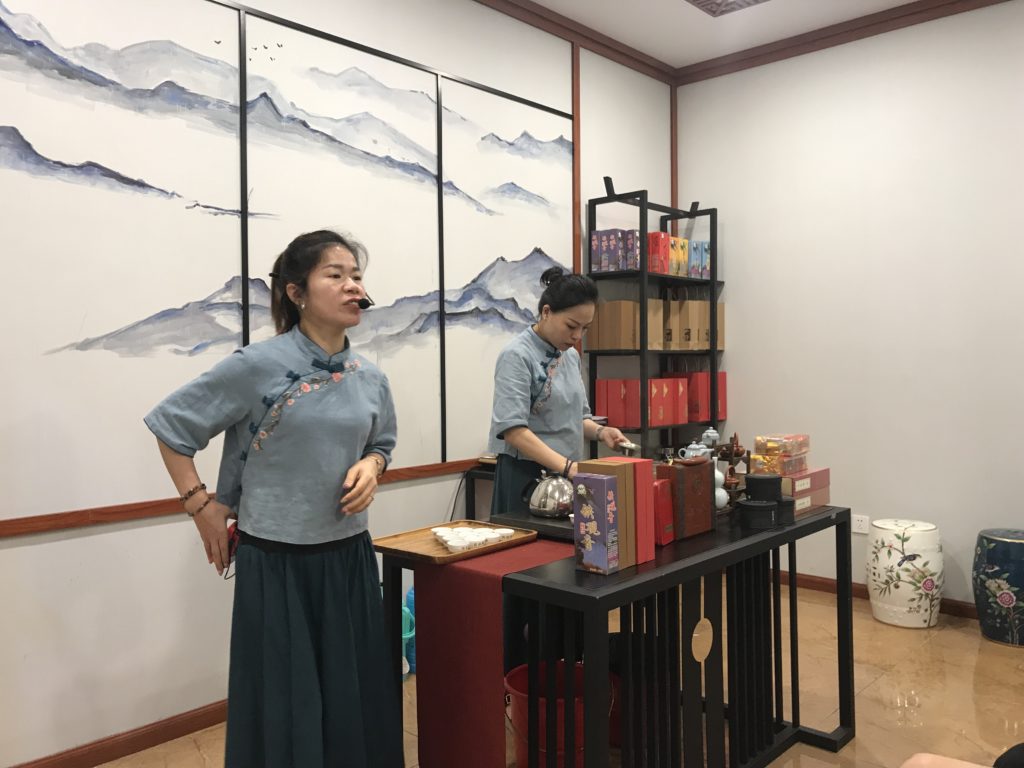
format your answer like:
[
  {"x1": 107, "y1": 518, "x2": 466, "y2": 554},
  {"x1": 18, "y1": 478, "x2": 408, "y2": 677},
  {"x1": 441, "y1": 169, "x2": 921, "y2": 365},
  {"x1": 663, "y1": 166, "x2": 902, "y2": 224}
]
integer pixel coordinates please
[{"x1": 852, "y1": 514, "x2": 870, "y2": 535}]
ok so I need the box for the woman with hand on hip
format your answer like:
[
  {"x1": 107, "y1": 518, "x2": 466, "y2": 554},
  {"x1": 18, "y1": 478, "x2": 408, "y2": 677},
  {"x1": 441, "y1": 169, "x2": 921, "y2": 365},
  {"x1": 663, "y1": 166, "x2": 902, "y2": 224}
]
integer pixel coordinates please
[{"x1": 145, "y1": 230, "x2": 402, "y2": 768}]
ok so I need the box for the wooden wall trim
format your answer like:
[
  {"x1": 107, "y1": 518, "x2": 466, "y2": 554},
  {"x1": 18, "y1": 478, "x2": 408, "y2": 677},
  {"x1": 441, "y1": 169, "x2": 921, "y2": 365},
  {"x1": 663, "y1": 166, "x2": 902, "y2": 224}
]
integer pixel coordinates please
[
  {"x1": 0, "y1": 459, "x2": 481, "y2": 540},
  {"x1": 779, "y1": 570, "x2": 979, "y2": 621},
  {"x1": 675, "y1": 0, "x2": 1014, "y2": 85},
  {"x1": 10, "y1": 700, "x2": 227, "y2": 768},
  {"x1": 472, "y1": 0, "x2": 675, "y2": 84}
]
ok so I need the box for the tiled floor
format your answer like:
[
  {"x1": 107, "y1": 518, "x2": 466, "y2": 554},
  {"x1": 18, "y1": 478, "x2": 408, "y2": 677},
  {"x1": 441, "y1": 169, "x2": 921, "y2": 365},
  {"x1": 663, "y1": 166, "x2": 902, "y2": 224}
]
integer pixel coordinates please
[{"x1": 99, "y1": 590, "x2": 1024, "y2": 768}]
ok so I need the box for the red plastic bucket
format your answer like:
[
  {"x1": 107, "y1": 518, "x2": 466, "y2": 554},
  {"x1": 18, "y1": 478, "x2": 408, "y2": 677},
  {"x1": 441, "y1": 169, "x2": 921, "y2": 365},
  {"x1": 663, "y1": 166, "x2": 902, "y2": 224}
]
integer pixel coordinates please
[{"x1": 504, "y1": 661, "x2": 620, "y2": 768}]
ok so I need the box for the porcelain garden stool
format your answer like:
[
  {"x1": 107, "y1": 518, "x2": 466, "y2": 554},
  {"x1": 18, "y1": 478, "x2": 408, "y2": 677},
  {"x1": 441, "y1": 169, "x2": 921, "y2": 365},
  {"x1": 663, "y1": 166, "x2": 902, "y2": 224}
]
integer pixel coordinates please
[
  {"x1": 868, "y1": 518, "x2": 944, "y2": 628},
  {"x1": 972, "y1": 529, "x2": 1024, "y2": 646}
]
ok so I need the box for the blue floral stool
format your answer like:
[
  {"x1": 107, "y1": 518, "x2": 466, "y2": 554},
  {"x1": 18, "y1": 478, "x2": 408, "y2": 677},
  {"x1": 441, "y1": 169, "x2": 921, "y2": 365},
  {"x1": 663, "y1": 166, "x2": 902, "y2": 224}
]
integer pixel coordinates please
[
  {"x1": 973, "y1": 529, "x2": 1024, "y2": 646},
  {"x1": 868, "y1": 519, "x2": 944, "y2": 627}
]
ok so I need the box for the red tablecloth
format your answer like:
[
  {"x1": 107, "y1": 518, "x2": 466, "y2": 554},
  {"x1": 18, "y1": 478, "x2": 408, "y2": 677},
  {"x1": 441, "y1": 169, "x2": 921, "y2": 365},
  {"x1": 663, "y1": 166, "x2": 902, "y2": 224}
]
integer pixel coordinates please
[{"x1": 415, "y1": 540, "x2": 573, "y2": 768}]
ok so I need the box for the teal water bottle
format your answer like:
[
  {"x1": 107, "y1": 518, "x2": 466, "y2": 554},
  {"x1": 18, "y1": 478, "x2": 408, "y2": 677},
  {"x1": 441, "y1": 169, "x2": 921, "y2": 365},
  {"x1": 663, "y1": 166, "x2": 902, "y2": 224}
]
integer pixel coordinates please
[{"x1": 405, "y1": 586, "x2": 416, "y2": 673}]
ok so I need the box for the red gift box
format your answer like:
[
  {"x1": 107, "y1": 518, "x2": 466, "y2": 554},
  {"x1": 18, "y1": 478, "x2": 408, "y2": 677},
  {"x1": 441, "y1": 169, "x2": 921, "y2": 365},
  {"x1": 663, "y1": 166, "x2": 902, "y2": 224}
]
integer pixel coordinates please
[
  {"x1": 646, "y1": 232, "x2": 670, "y2": 274},
  {"x1": 624, "y1": 379, "x2": 641, "y2": 428},
  {"x1": 649, "y1": 378, "x2": 672, "y2": 427},
  {"x1": 781, "y1": 467, "x2": 830, "y2": 497},
  {"x1": 605, "y1": 457, "x2": 655, "y2": 565}
]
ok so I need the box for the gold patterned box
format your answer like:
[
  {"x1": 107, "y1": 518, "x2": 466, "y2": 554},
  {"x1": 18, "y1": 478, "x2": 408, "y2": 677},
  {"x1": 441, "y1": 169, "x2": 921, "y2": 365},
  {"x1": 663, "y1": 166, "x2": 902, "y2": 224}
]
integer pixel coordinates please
[
  {"x1": 754, "y1": 434, "x2": 810, "y2": 456},
  {"x1": 750, "y1": 452, "x2": 808, "y2": 476}
]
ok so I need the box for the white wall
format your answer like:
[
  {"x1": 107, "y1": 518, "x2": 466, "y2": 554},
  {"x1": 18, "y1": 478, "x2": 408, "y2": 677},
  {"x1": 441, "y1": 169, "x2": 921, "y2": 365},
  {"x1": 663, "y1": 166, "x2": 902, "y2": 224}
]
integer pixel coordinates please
[
  {"x1": 676, "y1": 0, "x2": 1024, "y2": 602},
  {"x1": 0, "y1": 0, "x2": 573, "y2": 764},
  {"x1": 580, "y1": 49, "x2": 672, "y2": 233}
]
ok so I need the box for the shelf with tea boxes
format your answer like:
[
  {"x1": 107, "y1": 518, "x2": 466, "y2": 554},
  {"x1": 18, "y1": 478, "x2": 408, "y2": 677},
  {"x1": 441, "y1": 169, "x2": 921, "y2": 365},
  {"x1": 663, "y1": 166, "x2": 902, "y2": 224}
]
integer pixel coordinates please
[{"x1": 584, "y1": 180, "x2": 724, "y2": 465}]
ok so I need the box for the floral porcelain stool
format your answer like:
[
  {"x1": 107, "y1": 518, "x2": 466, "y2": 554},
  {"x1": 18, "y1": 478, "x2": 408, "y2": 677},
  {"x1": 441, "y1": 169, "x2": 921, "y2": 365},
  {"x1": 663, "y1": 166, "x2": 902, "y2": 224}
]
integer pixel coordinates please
[
  {"x1": 868, "y1": 518, "x2": 943, "y2": 627},
  {"x1": 972, "y1": 529, "x2": 1024, "y2": 646}
]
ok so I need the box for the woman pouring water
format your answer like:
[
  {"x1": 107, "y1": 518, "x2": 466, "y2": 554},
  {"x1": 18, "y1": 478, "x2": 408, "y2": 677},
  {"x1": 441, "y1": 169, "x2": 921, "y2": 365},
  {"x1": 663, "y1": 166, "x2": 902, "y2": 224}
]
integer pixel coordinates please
[{"x1": 488, "y1": 266, "x2": 627, "y2": 517}]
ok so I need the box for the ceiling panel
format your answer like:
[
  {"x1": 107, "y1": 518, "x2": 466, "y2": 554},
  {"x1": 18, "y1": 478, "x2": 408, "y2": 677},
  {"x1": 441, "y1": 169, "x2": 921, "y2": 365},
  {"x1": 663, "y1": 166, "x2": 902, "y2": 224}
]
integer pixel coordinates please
[{"x1": 527, "y1": 0, "x2": 919, "y2": 67}]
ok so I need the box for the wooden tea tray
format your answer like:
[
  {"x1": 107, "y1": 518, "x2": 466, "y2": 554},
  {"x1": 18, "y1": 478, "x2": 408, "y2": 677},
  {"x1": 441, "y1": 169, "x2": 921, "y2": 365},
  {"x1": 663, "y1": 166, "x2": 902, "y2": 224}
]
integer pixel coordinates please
[{"x1": 373, "y1": 520, "x2": 538, "y2": 564}]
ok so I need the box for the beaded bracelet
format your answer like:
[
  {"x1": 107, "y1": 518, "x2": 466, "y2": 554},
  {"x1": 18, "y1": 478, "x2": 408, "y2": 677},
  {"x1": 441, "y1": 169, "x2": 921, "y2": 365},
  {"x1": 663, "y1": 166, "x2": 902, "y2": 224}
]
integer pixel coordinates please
[
  {"x1": 186, "y1": 497, "x2": 212, "y2": 518},
  {"x1": 365, "y1": 453, "x2": 386, "y2": 477},
  {"x1": 179, "y1": 483, "x2": 206, "y2": 503}
]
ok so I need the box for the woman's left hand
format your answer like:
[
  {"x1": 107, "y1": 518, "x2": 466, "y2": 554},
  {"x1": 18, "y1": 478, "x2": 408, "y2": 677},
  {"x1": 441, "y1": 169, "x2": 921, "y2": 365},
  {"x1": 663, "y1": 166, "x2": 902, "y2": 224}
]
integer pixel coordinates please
[
  {"x1": 599, "y1": 426, "x2": 628, "y2": 450},
  {"x1": 339, "y1": 457, "x2": 379, "y2": 515}
]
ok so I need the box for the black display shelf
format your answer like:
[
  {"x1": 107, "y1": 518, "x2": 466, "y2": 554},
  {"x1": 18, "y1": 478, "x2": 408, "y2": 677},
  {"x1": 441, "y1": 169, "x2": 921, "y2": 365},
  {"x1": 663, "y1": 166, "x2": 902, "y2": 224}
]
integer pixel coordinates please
[
  {"x1": 586, "y1": 177, "x2": 723, "y2": 461},
  {"x1": 586, "y1": 348, "x2": 720, "y2": 356},
  {"x1": 618, "y1": 421, "x2": 713, "y2": 432},
  {"x1": 590, "y1": 270, "x2": 724, "y2": 289}
]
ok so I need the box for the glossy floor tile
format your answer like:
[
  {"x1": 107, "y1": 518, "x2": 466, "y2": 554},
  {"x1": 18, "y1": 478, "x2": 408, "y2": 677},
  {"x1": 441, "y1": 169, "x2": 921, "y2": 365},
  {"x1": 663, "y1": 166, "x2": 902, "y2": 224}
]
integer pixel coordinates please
[{"x1": 98, "y1": 591, "x2": 1024, "y2": 768}]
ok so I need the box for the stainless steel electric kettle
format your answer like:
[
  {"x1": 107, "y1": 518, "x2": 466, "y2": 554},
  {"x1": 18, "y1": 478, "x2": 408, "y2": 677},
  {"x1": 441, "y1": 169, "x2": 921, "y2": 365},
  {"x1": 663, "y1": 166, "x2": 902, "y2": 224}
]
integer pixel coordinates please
[{"x1": 524, "y1": 471, "x2": 574, "y2": 518}]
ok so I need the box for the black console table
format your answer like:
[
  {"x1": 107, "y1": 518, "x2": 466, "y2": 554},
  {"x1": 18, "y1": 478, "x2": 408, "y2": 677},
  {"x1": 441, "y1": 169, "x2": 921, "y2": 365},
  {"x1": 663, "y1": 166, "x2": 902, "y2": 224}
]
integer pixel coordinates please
[{"x1": 502, "y1": 506, "x2": 855, "y2": 768}]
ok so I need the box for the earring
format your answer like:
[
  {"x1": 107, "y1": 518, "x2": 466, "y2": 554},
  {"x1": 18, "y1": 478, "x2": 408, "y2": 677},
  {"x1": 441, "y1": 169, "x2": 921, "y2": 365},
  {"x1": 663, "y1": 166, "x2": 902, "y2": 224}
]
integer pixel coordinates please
[{"x1": 300, "y1": 302, "x2": 306, "y2": 311}]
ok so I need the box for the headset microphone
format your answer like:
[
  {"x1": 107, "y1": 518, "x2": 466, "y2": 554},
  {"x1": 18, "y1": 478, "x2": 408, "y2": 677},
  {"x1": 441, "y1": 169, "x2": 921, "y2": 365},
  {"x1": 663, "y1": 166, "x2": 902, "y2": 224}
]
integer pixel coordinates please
[{"x1": 357, "y1": 295, "x2": 375, "y2": 310}]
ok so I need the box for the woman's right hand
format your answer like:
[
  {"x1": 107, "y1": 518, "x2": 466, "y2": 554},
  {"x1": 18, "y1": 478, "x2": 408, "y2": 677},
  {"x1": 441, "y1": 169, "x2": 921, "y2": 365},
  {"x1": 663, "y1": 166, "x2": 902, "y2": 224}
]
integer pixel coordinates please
[{"x1": 191, "y1": 499, "x2": 234, "y2": 575}]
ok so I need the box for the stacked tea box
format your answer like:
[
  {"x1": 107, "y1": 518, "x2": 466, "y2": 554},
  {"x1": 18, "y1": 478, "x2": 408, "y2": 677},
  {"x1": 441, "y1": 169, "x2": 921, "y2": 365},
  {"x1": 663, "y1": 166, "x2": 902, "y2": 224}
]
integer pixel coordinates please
[{"x1": 750, "y1": 434, "x2": 830, "y2": 517}]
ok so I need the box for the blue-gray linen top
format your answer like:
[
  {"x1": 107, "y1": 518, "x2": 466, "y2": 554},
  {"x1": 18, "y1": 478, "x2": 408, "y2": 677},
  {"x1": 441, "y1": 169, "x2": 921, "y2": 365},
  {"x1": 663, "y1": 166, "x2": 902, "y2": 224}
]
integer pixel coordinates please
[
  {"x1": 488, "y1": 326, "x2": 592, "y2": 462},
  {"x1": 145, "y1": 326, "x2": 397, "y2": 545}
]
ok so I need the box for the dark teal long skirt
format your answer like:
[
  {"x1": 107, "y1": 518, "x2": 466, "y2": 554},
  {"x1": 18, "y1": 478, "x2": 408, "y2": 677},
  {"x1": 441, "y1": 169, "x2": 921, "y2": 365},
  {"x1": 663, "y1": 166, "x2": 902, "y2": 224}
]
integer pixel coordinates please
[
  {"x1": 225, "y1": 531, "x2": 403, "y2": 768},
  {"x1": 491, "y1": 453, "x2": 544, "y2": 518}
]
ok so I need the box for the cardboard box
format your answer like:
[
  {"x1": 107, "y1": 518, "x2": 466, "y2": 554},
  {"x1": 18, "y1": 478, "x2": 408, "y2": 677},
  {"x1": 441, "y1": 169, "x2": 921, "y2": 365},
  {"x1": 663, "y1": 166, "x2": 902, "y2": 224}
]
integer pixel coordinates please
[
  {"x1": 647, "y1": 300, "x2": 666, "y2": 350},
  {"x1": 573, "y1": 473, "x2": 620, "y2": 575},
  {"x1": 599, "y1": 301, "x2": 639, "y2": 350},
  {"x1": 716, "y1": 302, "x2": 725, "y2": 351},
  {"x1": 781, "y1": 467, "x2": 830, "y2": 497},
  {"x1": 666, "y1": 301, "x2": 683, "y2": 350},
  {"x1": 793, "y1": 486, "x2": 831, "y2": 517},
  {"x1": 605, "y1": 457, "x2": 655, "y2": 565},
  {"x1": 695, "y1": 301, "x2": 726, "y2": 350},
  {"x1": 692, "y1": 301, "x2": 708, "y2": 352},
  {"x1": 653, "y1": 478, "x2": 674, "y2": 545},
  {"x1": 586, "y1": 306, "x2": 601, "y2": 350},
  {"x1": 688, "y1": 300, "x2": 705, "y2": 350},
  {"x1": 579, "y1": 459, "x2": 636, "y2": 569}
]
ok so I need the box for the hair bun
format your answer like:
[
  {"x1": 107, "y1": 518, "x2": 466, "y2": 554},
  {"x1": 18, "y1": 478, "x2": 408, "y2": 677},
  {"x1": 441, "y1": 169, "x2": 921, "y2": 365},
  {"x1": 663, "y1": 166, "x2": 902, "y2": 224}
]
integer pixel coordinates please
[{"x1": 540, "y1": 266, "x2": 565, "y2": 287}]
